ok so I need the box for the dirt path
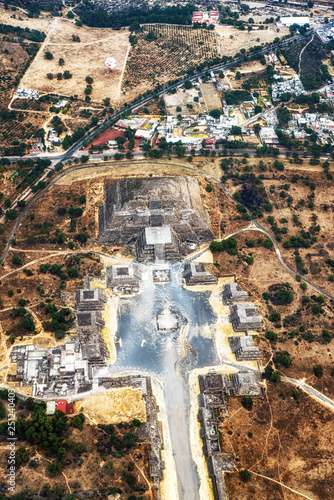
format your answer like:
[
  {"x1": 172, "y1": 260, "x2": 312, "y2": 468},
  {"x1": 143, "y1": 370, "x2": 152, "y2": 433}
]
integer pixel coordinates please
[
  {"x1": 250, "y1": 471, "x2": 315, "y2": 500},
  {"x1": 117, "y1": 41, "x2": 130, "y2": 100},
  {"x1": 47, "y1": 31, "x2": 128, "y2": 48},
  {"x1": 298, "y1": 34, "x2": 315, "y2": 74}
]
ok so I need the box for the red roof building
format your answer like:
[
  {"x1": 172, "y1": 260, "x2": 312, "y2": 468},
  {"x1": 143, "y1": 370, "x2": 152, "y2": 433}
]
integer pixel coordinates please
[
  {"x1": 192, "y1": 11, "x2": 220, "y2": 25},
  {"x1": 56, "y1": 400, "x2": 74, "y2": 414}
]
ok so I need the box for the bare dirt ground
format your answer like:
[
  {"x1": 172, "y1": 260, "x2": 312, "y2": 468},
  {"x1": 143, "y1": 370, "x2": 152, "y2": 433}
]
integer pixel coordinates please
[
  {"x1": 21, "y1": 19, "x2": 130, "y2": 103},
  {"x1": 200, "y1": 83, "x2": 222, "y2": 112},
  {"x1": 75, "y1": 389, "x2": 146, "y2": 425},
  {"x1": 216, "y1": 25, "x2": 289, "y2": 57},
  {"x1": 223, "y1": 382, "x2": 334, "y2": 500},
  {"x1": 0, "y1": 6, "x2": 53, "y2": 32},
  {"x1": 164, "y1": 87, "x2": 205, "y2": 115}
]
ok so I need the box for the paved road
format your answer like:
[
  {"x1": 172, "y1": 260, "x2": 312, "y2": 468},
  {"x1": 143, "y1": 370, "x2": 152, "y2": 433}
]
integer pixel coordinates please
[
  {"x1": 282, "y1": 377, "x2": 334, "y2": 411},
  {"x1": 4, "y1": 22, "x2": 333, "y2": 167}
]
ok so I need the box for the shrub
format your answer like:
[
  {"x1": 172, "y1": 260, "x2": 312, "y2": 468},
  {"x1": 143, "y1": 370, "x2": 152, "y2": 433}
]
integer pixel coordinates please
[
  {"x1": 313, "y1": 365, "x2": 323, "y2": 378},
  {"x1": 75, "y1": 233, "x2": 88, "y2": 243},
  {"x1": 264, "y1": 239, "x2": 273, "y2": 249},
  {"x1": 123, "y1": 432, "x2": 138, "y2": 449},
  {"x1": 205, "y1": 184, "x2": 213, "y2": 193},
  {"x1": 12, "y1": 255, "x2": 22, "y2": 266},
  {"x1": 68, "y1": 268, "x2": 78, "y2": 278},
  {"x1": 269, "y1": 311, "x2": 280, "y2": 322},
  {"x1": 241, "y1": 396, "x2": 253, "y2": 410},
  {"x1": 265, "y1": 330, "x2": 277, "y2": 341},
  {"x1": 239, "y1": 469, "x2": 251, "y2": 481},
  {"x1": 274, "y1": 351, "x2": 292, "y2": 368}
]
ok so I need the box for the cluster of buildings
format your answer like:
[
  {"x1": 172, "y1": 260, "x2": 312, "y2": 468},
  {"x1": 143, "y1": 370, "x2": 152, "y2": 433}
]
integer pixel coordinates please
[
  {"x1": 198, "y1": 369, "x2": 262, "y2": 499},
  {"x1": 192, "y1": 11, "x2": 219, "y2": 25},
  {"x1": 11, "y1": 287, "x2": 109, "y2": 397},
  {"x1": 317, "y1": 24, "x2": 334, "y2": 43},
  {"x1": 115, "y1": 116, "x2": 160, "y2": 140},
  {"x1": 14, "y1": 87, "x2": 40, "y2": 99},
  {"x1": 286, "y1": 111, "x2": 334, "y2": 143},
  {"x1": 272, "y1": 75, "x2": 305, "y2": 101},
  {"x1": 223, "y1": 282, "x2": 263, "y2": 362}
]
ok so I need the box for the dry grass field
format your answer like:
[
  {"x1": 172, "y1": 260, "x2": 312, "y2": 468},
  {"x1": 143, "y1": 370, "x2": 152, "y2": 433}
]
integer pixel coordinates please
[
  {"x1": 21, "y1": 18, "x2": 130, "y2": 103},
  {"x1": 216, "y1": 25, "x2": 289, "y2": 57}
]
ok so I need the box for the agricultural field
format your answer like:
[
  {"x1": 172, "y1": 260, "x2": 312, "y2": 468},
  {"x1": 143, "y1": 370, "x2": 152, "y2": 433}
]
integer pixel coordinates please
[
  {"x1": 21, "y1": 18, "x2": 130, "y2": 103},
  {"x1": 122, "y1": 25, "x2": 220, "y2": 97}
]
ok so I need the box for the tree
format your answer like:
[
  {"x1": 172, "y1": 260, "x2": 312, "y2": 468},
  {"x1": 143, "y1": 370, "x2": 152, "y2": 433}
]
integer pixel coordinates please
[
  {"x1": 21, "y1": 315, "x2": 35, "y2": 332},
  {"x1": 85, "y1": 76, "x2": 93, "y2": 84},
  {"x1": 231, "y1": 125, "x2": 242, "y2": 135},
  {"x1": 45, "y1": 51, "x2": 53, "y2": 60},
  {"x1": 209, "y1": 109, "x2": 221, "y2": 119},
  {"x1": 241, "y1": 396, "x2": 253, "y2": 409},
  {"x1": 63, "y1": 70, "x2": 72, "y2": 79},
  {"x1": 313, "y1": 365, "x2": 323, "y2": 378},
  {"x1": 253, "y1": 123, "x2": 261, "y2": 134},
  {"x1": 123, "y1": 432, "x2": 138, "y2": 449},
  {"x1": 47, "y1": 73, "x2": 53, "y2": 80},
  {"x1": 59, "y1": 58, "x2": 65, "y2": 66},
  {"x1": 265, "y1": 330, "x2": 277, "y2": 341},
  {"x1": 184, "y1": 80, "x2": 192, "y2": 89},
  {"x1": 239, "y1": 469, "x2": 251, "y2": 481},
  {"x1": 12, "y1": 255, "x2": 22, "y2": 266},
  {"x1": 16, "y1": 446, "x2": 29, "y2": 466}
]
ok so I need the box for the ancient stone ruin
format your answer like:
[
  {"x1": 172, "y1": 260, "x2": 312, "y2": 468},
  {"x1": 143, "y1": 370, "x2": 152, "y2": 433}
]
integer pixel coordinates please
[
  {"x1": 223, "y1": 283, "x2": 250, "y2": 303},
  {"x1": 107, "y1": 263, "x2": 141, "y2": 293},
  {"x1": 98, "y1": 177, "x2": 214, "y2": 259},
  {"x1": 136, "y1": 226, "x2": 180, "y2": 263},
  {"x1": 229, "y1": 303, "x2": 262, "y2": 332},
  {"x1": 228, "y1": 335, "x2": 261, "y2": 361},
  {"x1": 230, "y1": 371, "x2": 263, "y2": 396},
  {"x1": 11, "y1": 287, "x2": 109, "y2": 397},
  {"x1": 198, "y1": 373, "x2": 234, "y2": 500},
  {"x1": 183, "y1": 262, "x2": 217, "y2": 286}
]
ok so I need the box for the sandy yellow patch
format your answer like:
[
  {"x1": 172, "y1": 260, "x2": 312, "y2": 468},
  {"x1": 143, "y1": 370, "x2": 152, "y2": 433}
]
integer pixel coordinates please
[{"x1": 75, "y1": 388, "x2": 146, "y2": 425}]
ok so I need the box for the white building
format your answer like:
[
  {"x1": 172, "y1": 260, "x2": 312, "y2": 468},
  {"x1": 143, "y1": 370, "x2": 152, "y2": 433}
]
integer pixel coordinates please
[
  {"x1": 278, "y1": 16, "x2": 310, "y2": 27},
  {"x1": 259, "y1": 127, "x2": 279, "y2": 145}
]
